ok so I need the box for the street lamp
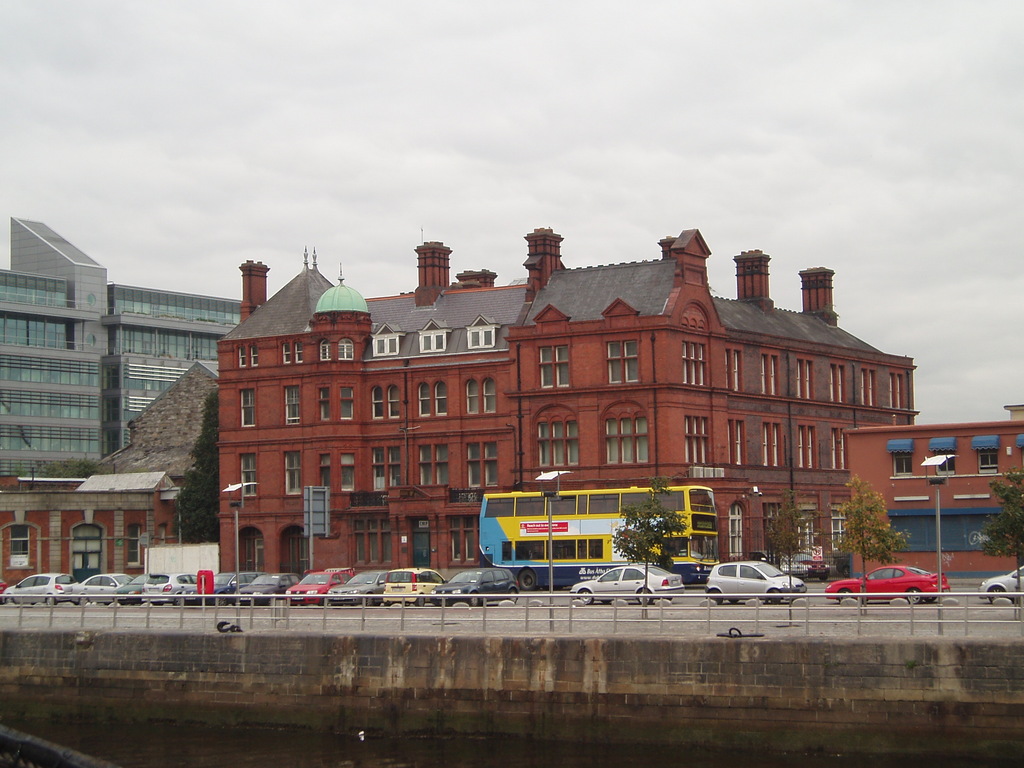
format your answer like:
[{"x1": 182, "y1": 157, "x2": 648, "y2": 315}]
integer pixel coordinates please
[
  {"x1": 921, "y1": 454, "x2": 955, "y2": 598},
  {"x1": 222, "y1": 482, "x2": 256, "y2": 580},
  {"x1": 536, "y1": 471, "x2": 571, "y2": 594}
]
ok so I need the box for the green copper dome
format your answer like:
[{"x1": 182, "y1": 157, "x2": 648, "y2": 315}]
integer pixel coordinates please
[{"x1": 316, "y1": 280, "x2": 369, "y2": 314}]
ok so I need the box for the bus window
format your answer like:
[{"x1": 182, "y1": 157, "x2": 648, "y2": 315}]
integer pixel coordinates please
[
  {"x1": 485, "y1": 498, "x2": 515, "y2": 518},
  {"x1": 550, "y1": 496, "x2": 577, "y2": 515},
  {"x1": 689, "y1": 489, "x2": 715, "y2": 512},
  {"x1": 588, "y1": 494, "x2": 619, "y2": 515},
  {"x1": 502, "y1": 541, "x2": 513, "y2": 562},
  {"x1": 620, "y1": 492, "x2": 646, "y2": 508},
  {"x1": 552, "y1": 540, "x2": 576, "y2": 560},
  {"x1": 515, "y1": 540, "x2": 545, "y2": 561},
  {"x1": 662, "y1": 537, "x2": 688, "y2": 557},
  {"x1": 579, "y1": 539, "x2": 603, "y2": 559},
  {"x1": 664, "y1": 490, "x2": 686, "y2": 510},
  {"x1": 516, "y1": 497, "x2": 545, "y2": 517},
  {"x1": 691, "y1": 534, "x2": 718, "y2": 561}
]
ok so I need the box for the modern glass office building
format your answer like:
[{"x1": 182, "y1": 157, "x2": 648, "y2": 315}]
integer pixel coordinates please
[{"x1": 2, "y1": 218, "x2": 239, "y2": 474}]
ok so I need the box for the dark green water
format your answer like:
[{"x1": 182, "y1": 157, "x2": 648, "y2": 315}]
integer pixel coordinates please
[{"x1": 2, "y1": 718, "x2": 1019, "y2": 768}]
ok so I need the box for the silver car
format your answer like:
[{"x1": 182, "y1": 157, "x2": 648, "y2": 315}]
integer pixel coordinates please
[
  {"x1": 980, "y1": 566, "x2": 1024, "y2": 601},
  {"x1": 3, "y1": 573, "x2": 80, "y2": 605},
  {"x1": 705, "y1": 561, "x2": 806, "y2": 603},
  {"x1": 326, "y1": 570, "x2": 388, "y2": 606},
  {"x1": 143, "y1": 572, "x2": 197, "y2": 604},
  {"x1": 78, "y1": 573, "x2": 132, "y2": 604},
  {"x1": 569, "y1": 565, "x2": 684, "y2": 605}
]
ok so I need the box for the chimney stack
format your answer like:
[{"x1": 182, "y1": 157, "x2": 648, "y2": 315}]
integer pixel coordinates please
[
  {"x1": 800, "y1": 267, "x2": 837, "y2": 326},
  {"x1": 415, "y1": 241, "x2": 452, "y2": 306},
  {"x1": 239, "y1": 260, "x2": 269, "y2": 321},
  {"x1": 734, "y1": 250, "x2": 773, "y2": 312},
  {"x1": 523, "y1": 228, "x2": 565, "y2": 300},
  {"x1": 454, "y1": 269, "x2": 497, "y2": 289},
  {"x1": 660, "y1": 229, "x2": 710, "y2": 287}
]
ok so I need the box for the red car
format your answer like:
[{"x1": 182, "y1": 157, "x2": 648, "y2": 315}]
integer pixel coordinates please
[
  {"x1": 285, "y1": 568, "x2": 355, "y2": 605},
  {"x1": 826, "y1": 565, "x2": 949, "y2": 603}
]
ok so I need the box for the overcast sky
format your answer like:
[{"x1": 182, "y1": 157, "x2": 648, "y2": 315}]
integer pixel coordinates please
[{"x1": 1, "y1": 2, "x2": 1021, "y2": 426}]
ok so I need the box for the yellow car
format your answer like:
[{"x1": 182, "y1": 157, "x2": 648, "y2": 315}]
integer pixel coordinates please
[{"x1": 381, "y1": 568, "x2": 445, "y2": 605}]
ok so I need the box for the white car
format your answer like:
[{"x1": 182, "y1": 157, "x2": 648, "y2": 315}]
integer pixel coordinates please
[
  {"x1": 143, "y1": 572, "x2": 198, "y2": 604},
  {"x1": 569, "y1": 565, "x2": 684, "y2": 605},
  {"x1": 705, "y1": 561, "x2": 806, "y2": 603},
  {"x1": 78, "y1": 573, "x2": 133, "y2": 604},
  {"x1": 980, "y1": 566, "x2": 1024, "y2": 601},
  {"x1": 3, "y1": 573, "x2": 81, "y2": 605}
]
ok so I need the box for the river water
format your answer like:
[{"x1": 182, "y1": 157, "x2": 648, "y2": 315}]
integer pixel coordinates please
[{"x1": 2, "y1": 718, "x2": 1018, "y2": 768}]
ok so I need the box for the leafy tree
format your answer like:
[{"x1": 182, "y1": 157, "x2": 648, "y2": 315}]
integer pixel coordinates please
[
  {"x1": 834, "y1": 475, "x2": 907, "y2": 583},
  {"x1": 982, "y1": 467, "x2": 1024, "y2": 593},
  {"x1": 611, "y1": 477, "x2": 688, "y2": 573},
  {"x1": 175, "y1": 390, "x2": 221, "y2": 543},
  {"x1": 766, "y1": 489, "x2": 811, "y2": 584},
  {"x1": 39, "y1": 458, "x2": 111, "y2": 478}
]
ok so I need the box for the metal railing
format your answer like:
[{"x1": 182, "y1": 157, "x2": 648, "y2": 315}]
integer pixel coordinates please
[{"x1": 2, "y1": 591, "x2": 1024, "y2": 639}]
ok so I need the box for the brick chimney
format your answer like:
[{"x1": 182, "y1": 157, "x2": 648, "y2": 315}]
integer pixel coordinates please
[
  {"x1": 800, "y1": 267, "x2": 837, "y2": 326},
  {"x1": 660, "y1": 229, "x2": 710, "y2": 287},
  {"x1": 523, "y1": 228, "x2": 565, "y2": 301},
  {"x1": 454, "y1": 269, "x2": 497, "y2": 289},
  {"x1": 239, "y1": 260, "x2": 269, "y2": 321},
  {"x1": 415, "y1": 241, "x2": 452, "y2": 306},
  {"x1": 734, "y1": 250, "x2": 773, "y2": 312}
]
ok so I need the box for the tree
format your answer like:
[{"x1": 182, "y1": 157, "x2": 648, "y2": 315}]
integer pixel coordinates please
[
  {"x1": 174, "y1": 390, "x2": 221, "y2": 543},
  {"x1": 38, "y1": 458, "x2": 111, "y2": 478},
  {"x1": 765, "y1": 489, "x2": 811, "y2": 586},
  {"x1": 982, "y1": 467, "x2": 1024, "y2": 594},
  {"x1": 611, "y1": 477, "x2": 688, "y2": 573},
  {"x1": 834, "y1": 476, "x2": 907, "y2": 583}
]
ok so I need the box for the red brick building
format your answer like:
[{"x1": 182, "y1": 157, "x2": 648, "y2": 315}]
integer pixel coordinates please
[
  {"x1": 216, "y1": 228, "x2": 916, "y2": 577},
  {"x1": 846, "y1": 415, "x2": 1024, "y2": 577}
]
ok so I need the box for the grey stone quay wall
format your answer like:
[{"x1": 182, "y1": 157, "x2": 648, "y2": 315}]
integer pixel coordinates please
[{"x1": 0, "y1": 629, "x2": 1022, "y2": 758}]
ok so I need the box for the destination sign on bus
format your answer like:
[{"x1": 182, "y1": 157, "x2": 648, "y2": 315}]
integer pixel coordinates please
[{"x1": 520, "y1": 521, "x2": 570, "y2": 536}]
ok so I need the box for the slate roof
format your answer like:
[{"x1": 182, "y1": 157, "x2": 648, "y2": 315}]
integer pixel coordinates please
[
  {"x1": 713, "y1": 297, "x2": 882, "y2": 353},
  {"x1": 223, "y1": 267, "x2": 334, "y2": 341},
  {"x1": 77, "y1": 472, "x2": 175, "y2": 492}
]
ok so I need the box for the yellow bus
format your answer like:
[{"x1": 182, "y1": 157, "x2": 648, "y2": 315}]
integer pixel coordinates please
[{"x1": 478, "y1": 485, "x2": 719, "y2": 590}]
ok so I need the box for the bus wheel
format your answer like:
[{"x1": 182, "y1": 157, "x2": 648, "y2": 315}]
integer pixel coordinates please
[{"x1": 517, "y1": 570, "x2": 537, "y2": 591}]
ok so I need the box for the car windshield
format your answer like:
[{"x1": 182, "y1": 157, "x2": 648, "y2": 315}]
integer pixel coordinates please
[
  {"x1": 906, "y1": 567, "x2": 930, "y2": 576},
  {"x1": 214, "y1": 573, "x2": 236, "y2": 586},
  {"x1": 449, "y1": 571, "x2": 483, "y2": 584},
  {"x1": 646, "y1": 566, "x2": 671, "y2": 577},
  {"x1": 757, "y1": 563, "x2": 785, "y2": 577},
  {"x1": 126, "y1": 575, "x2": 148, "y2": 585},
  {"x1": 299, "y1": 574, "x2": 330, "y2": 585},
  {"x1": 249, "y1": 575, "x2": 278, "y2": 586},
  {"x1": 347, "y1": 572, "x2": 382, "y2": 585}
]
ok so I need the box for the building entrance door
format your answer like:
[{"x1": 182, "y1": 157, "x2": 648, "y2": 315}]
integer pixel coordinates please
[
  {"x1": 71, "y1": 524, "x2": 102, "y2": 582},
  {"x1": 412, "y1": 523, "x2": 431, "y2": 567}
]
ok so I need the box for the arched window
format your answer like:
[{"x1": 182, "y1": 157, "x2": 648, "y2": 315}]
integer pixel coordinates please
[
  {"x1": 371, "y1": 386, "x2": 384, "y2": 419},
  {"x1": 418, "y1": 382, "x2": 431, "y2": 416},
  {"x1": 537, "y1": 414, "x2": 579, "y2": 467},
  {"x1": 434, "y1": 382, "x2": 448, "y2": 415},
  {"x1": 239, "y1": 527, "x2": 264, "y2": 571},
  {"x1": 387, "y1": 385, "x2": 400, "y2": 418},
  {"x1": 466, "y1": 379, "x2": 479, "y2": 413},
  {"x1": 338, "y1": 338, "x2": 354, "y2": 360},
  {"x1": 729, "y1": 503, "x2": 744, "y2": 560},
  {"x1": 482, "y1": 378, "x2": 496, "y2": 413},
  {"x1": 605, "y1": 413, "x2": 649, "y2": 464},
  {"x1": 319, "y1": 339, "x2": 331, "y2": 361}
]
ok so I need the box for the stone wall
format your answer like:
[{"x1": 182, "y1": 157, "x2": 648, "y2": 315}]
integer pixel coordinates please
[{"x1": 0, "y1": 630, "x2": 1022, "y2": 758}]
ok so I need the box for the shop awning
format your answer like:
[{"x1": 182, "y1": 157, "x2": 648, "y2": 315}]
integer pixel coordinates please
[
  {"x1": 886, "y1": 438, "x2": 915, "y2": 453},
  {"x1": 928, "y1": 436, "x2": 957, "y2": 452},
  {"x1": 971, "y1": 435, "x2": 1000, "y2": 451},
  {"x1": 1017, "y1": 434, "x2": 1024, "y2": 449}
]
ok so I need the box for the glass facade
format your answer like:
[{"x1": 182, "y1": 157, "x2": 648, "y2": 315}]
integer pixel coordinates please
[
  {"x1": 0, "y1": 272, "x2": 68, "y2": 308},
  {"x1": 110, "y1": 286, "x2": 239, "y2": 326}
]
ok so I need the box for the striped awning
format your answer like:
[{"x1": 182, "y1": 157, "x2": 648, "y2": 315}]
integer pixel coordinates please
[
  {"x1": 971, "y1": 435, "x2": 1000, "y2": 451},
  {"x1": 929, "y1": 436, "x2": 957, "y2": 452},
  {"x1": 886, "y1": 438, "x2": 915, "y2": 453}
]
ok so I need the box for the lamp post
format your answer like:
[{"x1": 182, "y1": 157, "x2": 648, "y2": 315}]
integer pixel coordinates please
[
  {"x1": 536, "y1": 471, "x2": 571, "y2": 594},
  {"x1": 222, "y1": 482, "x2": 256, "y2": 579},
  {"x1": 921, "y1": 454, "x2": 955, "y2": 593}
]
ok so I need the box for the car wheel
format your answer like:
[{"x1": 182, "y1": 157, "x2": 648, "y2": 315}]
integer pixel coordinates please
[
  {"x1": 508, "y1": 586, "x2": 518, "y2": 595},
  {"x1": 575, "y1": 588, "x2": 594, "y2": 606},
  {"x1": 905, "y1": 587, "x2": 923, "y2": 604},
  {"x1": 636, "y1": 586, "x2": 653, "y2": 605},
  {"x1": 705, "y1": 588, "x2": 723, "y2": 605},
  {"x1": 44, "y1": 597, "x2": 55, "y2": 606},
  {"x1": 517, "y1": 569, "x2": 537, "y2": 591},
  {"x1": 986, "y1": 585, "x2": 1006, "y2": 603},
  {"x1": 414, "y1": 596, "x2": 424, "y2": 607}
]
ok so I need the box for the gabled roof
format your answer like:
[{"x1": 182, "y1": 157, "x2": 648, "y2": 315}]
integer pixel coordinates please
[
  {"x1": 369, "y1": 285, "x2": 527, "y2": 334},
  {"x1": 77, "y1": 472, "x2": 175, "y2": 492},
  {"x1": 223, "y1": 267, "x2": 334, "y2": 341},
  {"x1": 526, "y1": 261, "x2": 678, "y2": 323}
]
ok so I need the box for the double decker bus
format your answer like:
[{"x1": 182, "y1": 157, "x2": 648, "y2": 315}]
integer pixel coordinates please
[{"x1": 478, "y1": 484, "x2": 719, "y2": 590}]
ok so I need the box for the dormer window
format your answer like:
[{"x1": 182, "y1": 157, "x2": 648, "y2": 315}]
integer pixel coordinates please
[
  {"x1": 374, "y1": 334, "x2": 400, "y2": 356},
  {"x1": 419, "y1": 329, "x2": 448, "y2": 353},
  {"x1": 467, "y1": 317, "x2": 498, "y2": 349}
]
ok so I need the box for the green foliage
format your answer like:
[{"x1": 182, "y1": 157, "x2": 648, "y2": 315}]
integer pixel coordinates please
[
  {"x1": 611, "y1": 477, "x2": 688, "y2": 571},
  {"x1": 834, "y1": 476, "x2": 907, "y2": 574},
  {"x1": 982, "y1": 467, "x2": 1024, "y2": 568},
  {"x1": 38, "y1": 458, "x2": 112, "y2": 478},
  {"x1": 766, "y1": 489, "x2": 811, "y2": 565},
  {"x1": 175, "y1": 390, "x2": 221, "y2": 543}
]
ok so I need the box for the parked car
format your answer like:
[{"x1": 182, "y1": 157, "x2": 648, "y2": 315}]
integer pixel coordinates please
[
  {"x1": 430, "y1": 567, "x2": 519, "y2": 606},
  {"x1": 3, "y1": 573, "x2": 80, "y2": 605},
  {"x1": 782, "y1": 553, "x2": 830, "y2": 581},
  {"x1": 286, "y1": 568, "x2": 356, "y2": 605},
  {"x1": 211, "y1": 571, "x2": 263, "y2": 604},
  {"x1": 569, "y1": 565, "x2": 684, "y2": 605},
  {"x1": 826, "y1": 565, "x2": 949, "y2": 603},
  {"x1": 143, "y1": 572, "x2": 198, "y2": 604},
  {"x1": 237, "y1": 573, "x2": 301, "y2": 605},
  {"x1": 78, "y1": 573, "x2": 133, "y2": 604},
  {"x1": 705, "y1": 561, "x2": 806, "y2": 603},
  {"x1": 0, "y1": 579, "x2": 6, "y2": 594},
  {"x1": 381, "y1": 568, "x2": 445, "y2": 605},
  {"x1": 114, "y1": 574, "x2": 150, "y2": 605},
  {"x1": 979, "y1": 566, "x2": 1024, "y2": 601},
  {"x1": 326, "y1": 570, "x2": 389, "y2": 606}
]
